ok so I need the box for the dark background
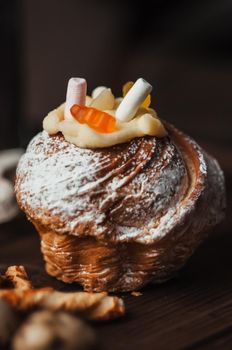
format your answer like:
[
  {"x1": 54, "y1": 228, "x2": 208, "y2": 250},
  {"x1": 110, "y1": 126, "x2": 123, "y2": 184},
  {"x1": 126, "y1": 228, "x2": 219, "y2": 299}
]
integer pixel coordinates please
[
  {"x1": 0, "y1": 0, "x2": 232, "y2": 150},
  {"x1": 0, "y1": 1, "x2": 232, "y2": 349}
]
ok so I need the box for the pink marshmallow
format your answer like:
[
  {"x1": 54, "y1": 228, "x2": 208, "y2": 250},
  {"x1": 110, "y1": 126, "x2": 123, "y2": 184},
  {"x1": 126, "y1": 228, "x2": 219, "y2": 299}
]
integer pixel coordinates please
[{"x1": 64, "y1": 77, "x2": 87, "y2": 120}]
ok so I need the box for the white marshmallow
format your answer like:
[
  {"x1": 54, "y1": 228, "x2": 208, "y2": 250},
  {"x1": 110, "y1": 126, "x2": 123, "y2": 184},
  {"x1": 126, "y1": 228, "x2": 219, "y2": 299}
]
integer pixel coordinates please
[
  {"x1": 64, "y1": 78, "x2": 87, "y2": 120},
  {"x1": 115, "y1": 78, "x2": 153, "y2": 122}
]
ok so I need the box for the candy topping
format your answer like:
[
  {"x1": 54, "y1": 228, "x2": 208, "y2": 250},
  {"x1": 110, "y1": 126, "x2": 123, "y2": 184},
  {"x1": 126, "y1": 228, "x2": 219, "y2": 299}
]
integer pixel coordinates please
[
  {"x1": 70, "y1": 104, "x2": 117, "y2": 133},
  {"x1": 123, "y1": 81, "x2": 151, "y2": 109},
  {"x1": 91, "y1": 86, "x2": 107, "y2": 99},
  {"x1": 64, "y1": 78, "x2": 87, "y2": 120},
  {"x1": 43, "y1": 77, "x2": 167, "y2": 148},
  {"x1": 116, "y1": 78, "x2": 153, "y2": 122},
  {"x1": 90, "y1": 88, "x2": 115, "y2": 110},
  {"x1": 122, "y1": 81, "x2": 134, "y2": 97}
]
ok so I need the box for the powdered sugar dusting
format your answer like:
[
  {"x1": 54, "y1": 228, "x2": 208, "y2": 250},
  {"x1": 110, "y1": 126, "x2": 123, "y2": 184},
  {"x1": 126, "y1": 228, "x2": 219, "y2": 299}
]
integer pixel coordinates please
[{"x1": 15, "y1": 129, "x2": 225, "y2": 243}]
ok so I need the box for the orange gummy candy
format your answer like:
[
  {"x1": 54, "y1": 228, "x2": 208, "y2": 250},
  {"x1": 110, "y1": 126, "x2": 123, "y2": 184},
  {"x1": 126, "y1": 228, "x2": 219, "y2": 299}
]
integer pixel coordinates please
[{"x1": 70, "y1": 104, "x2": 117, "y2": 133}]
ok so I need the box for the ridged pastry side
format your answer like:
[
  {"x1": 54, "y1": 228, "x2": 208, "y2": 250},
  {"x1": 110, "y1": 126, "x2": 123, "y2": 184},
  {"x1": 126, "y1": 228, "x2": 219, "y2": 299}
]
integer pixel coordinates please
[{"x1": 37, "y1": 226, "x2": 209, "y2": 292}]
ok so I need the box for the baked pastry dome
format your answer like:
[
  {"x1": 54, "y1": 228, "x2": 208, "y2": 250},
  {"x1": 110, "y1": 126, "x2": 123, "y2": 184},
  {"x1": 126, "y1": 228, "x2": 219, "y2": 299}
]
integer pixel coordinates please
[{"x1": 15, "y1": 121, "x2": 225, "y2": 292}]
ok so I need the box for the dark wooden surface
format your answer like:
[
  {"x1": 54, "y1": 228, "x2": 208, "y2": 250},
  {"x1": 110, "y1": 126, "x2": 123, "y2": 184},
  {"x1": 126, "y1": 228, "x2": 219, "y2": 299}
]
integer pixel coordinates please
[{"x1": 0, "y1": 143, "x2": 231, "y2": 350}]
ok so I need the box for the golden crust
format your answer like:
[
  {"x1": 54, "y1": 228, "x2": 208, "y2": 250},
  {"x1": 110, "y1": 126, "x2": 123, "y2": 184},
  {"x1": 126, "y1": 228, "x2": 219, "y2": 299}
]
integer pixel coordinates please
[{"x1": 15, "y1": 122, "x2": 225, "y2": 292}]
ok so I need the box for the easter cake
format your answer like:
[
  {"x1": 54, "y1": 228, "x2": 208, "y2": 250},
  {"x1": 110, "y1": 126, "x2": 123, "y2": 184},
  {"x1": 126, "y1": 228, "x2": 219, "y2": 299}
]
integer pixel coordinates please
[{"x1": 15, "y1": 78, "x2": 225, "y2": 292}]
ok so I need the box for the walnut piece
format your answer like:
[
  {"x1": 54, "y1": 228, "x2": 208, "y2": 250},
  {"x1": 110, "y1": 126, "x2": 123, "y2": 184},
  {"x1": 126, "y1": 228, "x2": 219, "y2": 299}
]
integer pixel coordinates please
[
  {"x1": 12, "y1": 310, "x2": 96, "y2": 350},
  {"x1": 4, "y1": 266, "x2": 33, "y2": 291},
  {"x1": 0, "y1": 299, "x2": 18, "y2": 346},
  {"x1": 0, "y1": 266, "x2": 125, "y2": 321}
]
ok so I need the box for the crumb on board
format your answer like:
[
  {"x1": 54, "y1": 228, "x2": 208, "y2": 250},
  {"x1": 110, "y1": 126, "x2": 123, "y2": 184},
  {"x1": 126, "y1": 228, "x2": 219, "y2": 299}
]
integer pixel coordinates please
[{"x1": 131, "y1": 291, "x2": 143, "y2": 297}]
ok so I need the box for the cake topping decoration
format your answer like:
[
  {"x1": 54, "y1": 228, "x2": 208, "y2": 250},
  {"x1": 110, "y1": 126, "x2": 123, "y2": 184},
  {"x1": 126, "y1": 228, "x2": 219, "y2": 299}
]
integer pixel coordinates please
[
  {"x1": 90, "y1": 88, "x2": 115, "y2": 110},
  {"x1": 70, "y1": 104, "x2": 117, "y2": 133},
  {"x1": 43, "y1": 77, "x2": 167, "y2": 148},
  {"x1": 115, "y1": 78, "x2": 152, "y2": 122},
  {"x1": 122, "y1": 81, "x2": 151, "y2": 108},
  {"x1": 64, "y1": 78, "x2": 87, "y2": 120},
  {"x1": 91, "y1": 86, "x2": 107, "y2": 98}
]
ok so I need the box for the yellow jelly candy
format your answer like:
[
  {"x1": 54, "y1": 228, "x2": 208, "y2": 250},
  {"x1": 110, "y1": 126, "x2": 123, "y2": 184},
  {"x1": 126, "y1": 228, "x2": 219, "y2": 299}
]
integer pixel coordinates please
[
  {"x1": 141, "y1": 94, "x2": 151, "y2": 108},
  {"x1": 122, "y1": 81, "x2": 151, "y2": 108},
  {"x1": 122, "y1": 81, "x2": 134, "y2": 97}
]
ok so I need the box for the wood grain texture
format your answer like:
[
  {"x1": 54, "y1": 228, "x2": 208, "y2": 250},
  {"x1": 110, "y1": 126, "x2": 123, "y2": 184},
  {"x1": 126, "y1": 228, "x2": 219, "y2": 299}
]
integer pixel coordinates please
[{"x1": 0, "y1": 144, "x2": 231, "y2": 350}]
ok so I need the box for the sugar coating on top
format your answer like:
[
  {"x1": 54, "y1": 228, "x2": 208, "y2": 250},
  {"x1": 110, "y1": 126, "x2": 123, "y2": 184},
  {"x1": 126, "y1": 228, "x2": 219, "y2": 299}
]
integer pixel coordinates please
[{"x1": 15, "y1": 130, "x2": 224, "y2": 243}]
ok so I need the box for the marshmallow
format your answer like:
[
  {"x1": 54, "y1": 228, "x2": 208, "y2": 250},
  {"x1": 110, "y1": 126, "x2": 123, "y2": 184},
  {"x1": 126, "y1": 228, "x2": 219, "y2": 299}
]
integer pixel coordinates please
[
  {"x1": 115, "y1": 78, "x2": 153, "y2": 122},
  {"x1": 64, "y1": 78, "x2": 87, "y2": 120}
]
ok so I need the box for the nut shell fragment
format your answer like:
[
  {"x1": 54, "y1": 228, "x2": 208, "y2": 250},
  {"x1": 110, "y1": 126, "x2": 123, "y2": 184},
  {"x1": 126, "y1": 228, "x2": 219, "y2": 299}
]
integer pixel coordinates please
[
  {"x1": 0, "y1": 299, "x2": 18, "y2": 346},
  {"x1": 12, "y1": 310, "x2": 96, "y2": 350}
]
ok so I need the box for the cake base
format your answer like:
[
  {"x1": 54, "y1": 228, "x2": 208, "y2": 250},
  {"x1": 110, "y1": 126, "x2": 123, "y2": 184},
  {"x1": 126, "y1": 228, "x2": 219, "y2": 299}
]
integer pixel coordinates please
[{"x1": 36, "y1": 223, "x2": 207, "y2": 292}]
